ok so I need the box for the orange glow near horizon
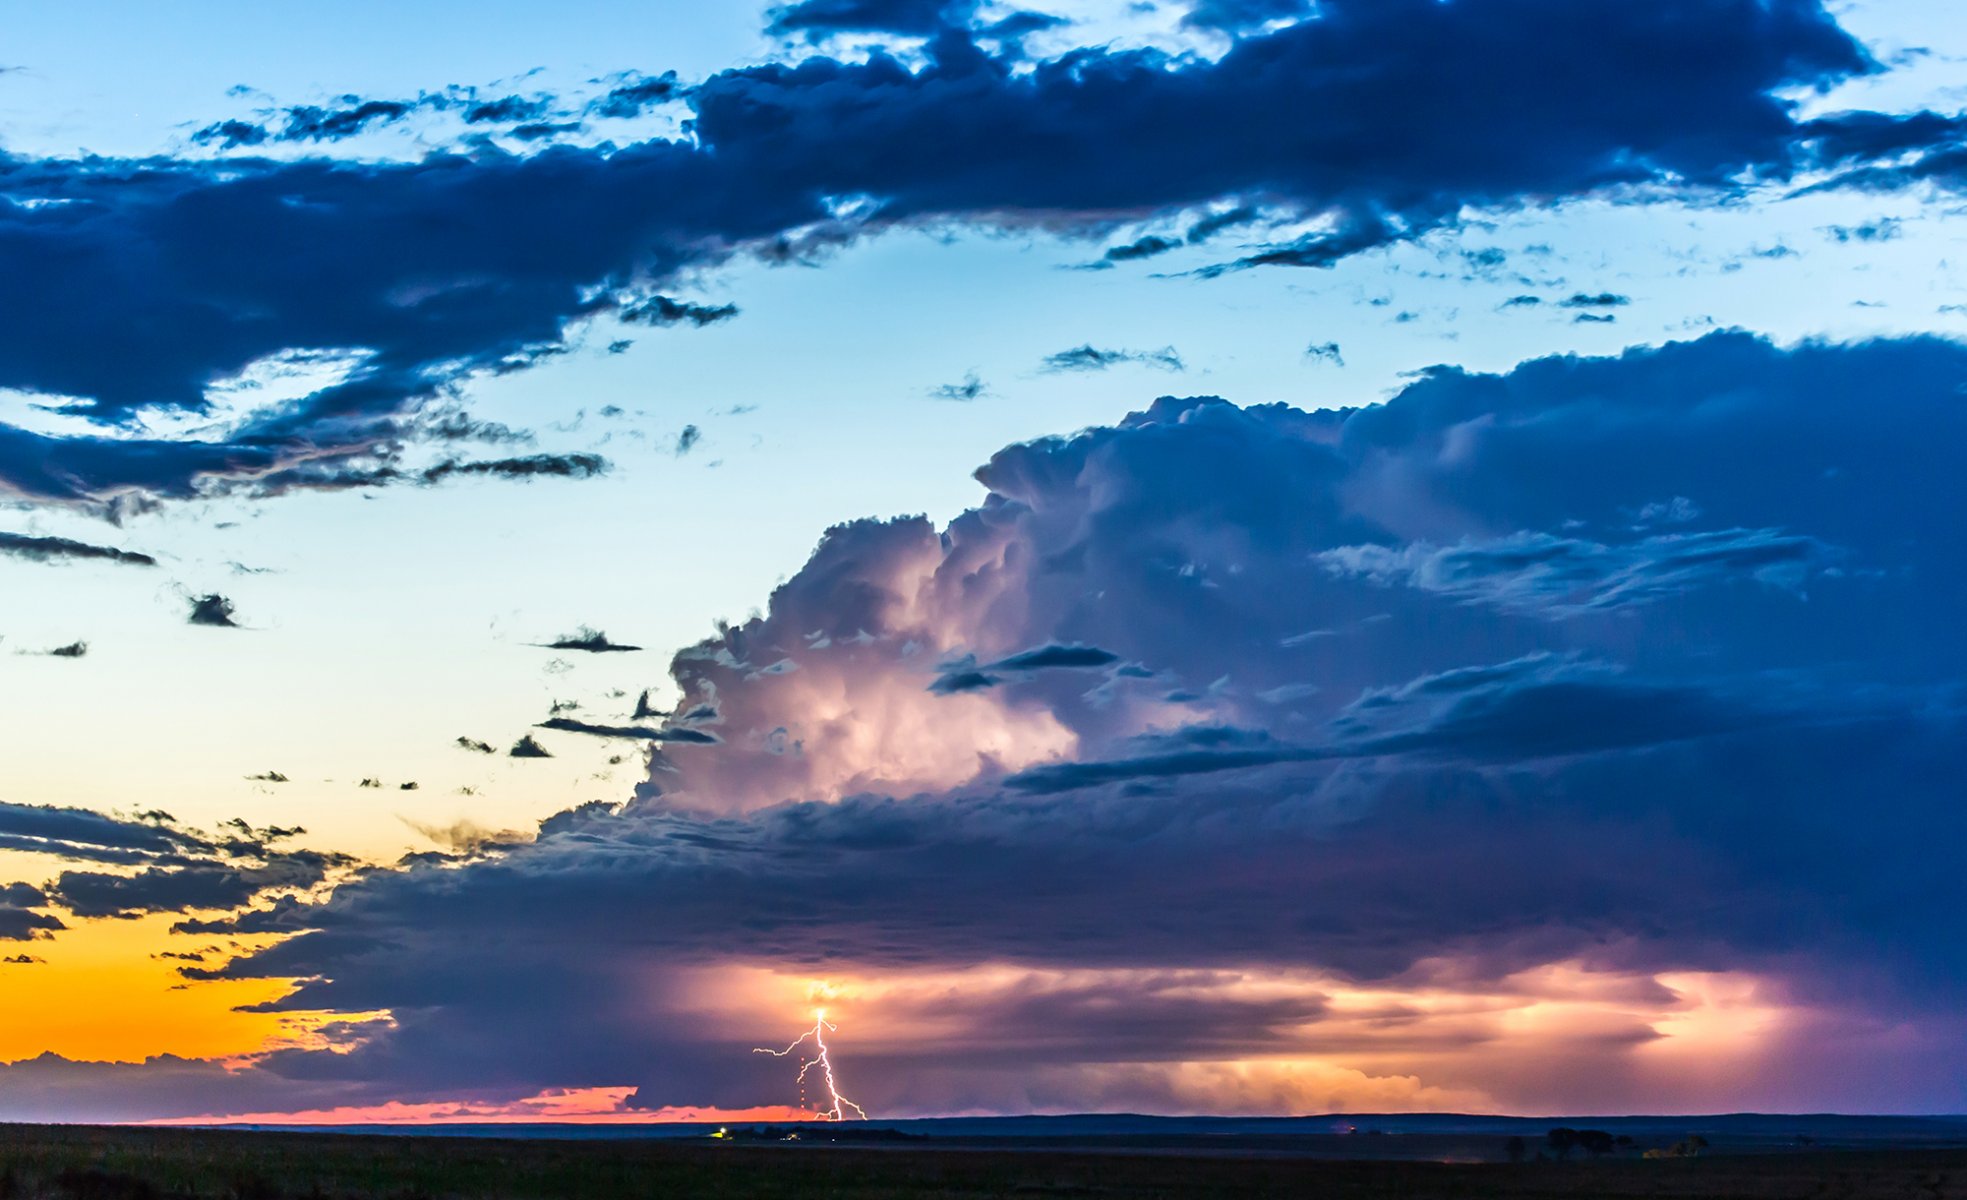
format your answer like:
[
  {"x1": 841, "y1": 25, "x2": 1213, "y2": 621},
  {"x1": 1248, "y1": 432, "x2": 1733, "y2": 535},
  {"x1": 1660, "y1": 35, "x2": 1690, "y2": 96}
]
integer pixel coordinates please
[
  {"x1": 0, "y1": 912, "x2": 295, "y2": 1063},
  {"x1": 145, "y1": 1087, "x2": 821, "y2": 1127}
]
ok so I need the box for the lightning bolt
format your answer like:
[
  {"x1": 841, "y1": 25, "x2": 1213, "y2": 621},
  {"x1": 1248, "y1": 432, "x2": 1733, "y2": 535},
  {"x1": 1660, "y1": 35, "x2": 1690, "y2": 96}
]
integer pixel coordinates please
[{"x1": 754, "y1": 1009, "x2": 866, "y2": 1121}]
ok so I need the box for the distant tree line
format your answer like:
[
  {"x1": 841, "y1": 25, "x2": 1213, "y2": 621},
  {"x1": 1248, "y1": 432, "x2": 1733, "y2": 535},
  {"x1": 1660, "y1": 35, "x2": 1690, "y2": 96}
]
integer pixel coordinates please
[{"x1": 1504, "y1": 1129, "x2": 1708, "y2": 1162}]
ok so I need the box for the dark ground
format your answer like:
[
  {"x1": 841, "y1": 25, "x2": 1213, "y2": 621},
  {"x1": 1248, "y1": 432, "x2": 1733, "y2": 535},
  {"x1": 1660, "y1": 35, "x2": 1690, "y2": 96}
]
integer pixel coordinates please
[{"x1": 7, "y1": 1124, "x2": 1967, "y2": 1200}]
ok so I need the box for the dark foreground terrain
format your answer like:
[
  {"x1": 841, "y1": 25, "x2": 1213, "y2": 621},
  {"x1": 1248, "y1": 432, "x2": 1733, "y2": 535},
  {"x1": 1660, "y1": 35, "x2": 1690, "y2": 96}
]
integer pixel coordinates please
[{"x1": 6, "y1": 1125, "x2": 1967, "y2": 1200}]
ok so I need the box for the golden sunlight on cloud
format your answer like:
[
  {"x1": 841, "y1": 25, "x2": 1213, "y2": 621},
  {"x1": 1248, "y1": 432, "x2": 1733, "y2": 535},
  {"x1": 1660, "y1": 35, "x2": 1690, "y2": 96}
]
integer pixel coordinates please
[{"x1": 671, "y1": 958, "x2": 1814, "y2": 1117}]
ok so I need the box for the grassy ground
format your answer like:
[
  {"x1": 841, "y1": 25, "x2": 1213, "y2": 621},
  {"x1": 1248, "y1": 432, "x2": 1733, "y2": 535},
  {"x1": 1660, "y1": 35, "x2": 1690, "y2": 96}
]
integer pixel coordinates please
[{"x1": 4, "y1": 1124, "x2": 1967, "y2": 1200}]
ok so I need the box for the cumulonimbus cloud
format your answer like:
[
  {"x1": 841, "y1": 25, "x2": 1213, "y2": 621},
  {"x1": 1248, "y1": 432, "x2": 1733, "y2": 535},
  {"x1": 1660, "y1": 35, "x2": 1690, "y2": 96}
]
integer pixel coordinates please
[{"x1": 31, "y1": 331, "x2": 1946, "y2": 1120}]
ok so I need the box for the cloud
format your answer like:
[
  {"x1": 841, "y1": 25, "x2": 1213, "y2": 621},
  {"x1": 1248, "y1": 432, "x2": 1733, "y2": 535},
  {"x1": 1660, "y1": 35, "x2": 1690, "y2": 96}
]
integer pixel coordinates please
[
  {"x1": 588, "y1": 72, "x2": 683, "y2": 120},
  {"x1": 49, "y1": 856, "x2": 335, "y2": 920},
  {"x1": 1303, "y1": 341, "x2": 1343, "y2": 366},
  {"x1": 981, "y1": 11, "x2": 1069, "y2": 41},
  {"x1": 1, "y1": 882, "x2": 64, "y2": 942},
  {"x1": 244, "y1": 451, "x2": 611, "y2": 497},
  {"x1": 0, "y1": 803, "x2": 200, "y2": 860},
  {"x1": 2, "y1": 806, "x2": 348, "y2": 927},
  {"x1": 1183, "y1": 0, "x2": 1313, "y2": 31},
  {"x1": 0, "y1": 0, "x2": 1900, "y2": 506},
  {"x1": 186, "y1": 594, "x2": 241, "y2": 628},
  {"x1": 767, "y1": 0, "x2": 971, "y2": 38},
  {"x1": 0, "y1": 532, "x2": 156, "y2": 568},
  {"x1": 989, "y1": 643, "x2": 1121, "y2": 671},
  {"x1": 418, "y1": 453, "x2": 609, "y2": 484},
  {"x1": 1314, "y1": 527, "x2": 1832, "y2": 616},
  {"x1": 536, "y1": 627, "x2": 643, "y2": 653},
  {"x1": 509, "y1": 735, "x2": 554, "y2": 758},
  {"x1": 618, "y1": 297, "x2": 740, "y2": 327},
  {"x1": 928, "y1": 371, "x2": 988, "y2": 402},
  {"x1": 129, "y1": 332, "x2": 1962, "y2": 1116},
  {"x1": 10, "y1": 331, "x2": 1967, "y2": 1117},
  {"x1": 1102, "y1": 234, "x2": 1181, "y2": 263},
  {"x1": 1822, "y1": 217, "x2": 1902, "y2": 243},
  {"x1": 1040, "y1": 345, "x2": 1185, "y2": 373},
  {"x1": 1560, "y1": 292, "x2": 1631, "y2": 308},
  {"x1": 536, "y1": 717, "x2": 720, "y2": 744},
  {"x1": 462, "y1": 96, "x2": 551, "y2": 125}
]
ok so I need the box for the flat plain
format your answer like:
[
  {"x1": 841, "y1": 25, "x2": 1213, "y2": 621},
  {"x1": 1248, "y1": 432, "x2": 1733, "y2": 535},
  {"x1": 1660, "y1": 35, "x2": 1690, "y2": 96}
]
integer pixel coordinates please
[{"x1": 6, "y1": 1125, "x2": 1967, "y2": 1200}]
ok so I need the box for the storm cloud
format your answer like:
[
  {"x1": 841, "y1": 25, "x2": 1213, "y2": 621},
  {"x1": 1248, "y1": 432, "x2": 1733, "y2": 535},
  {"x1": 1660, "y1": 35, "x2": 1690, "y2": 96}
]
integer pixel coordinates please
[{"x1": 68, "y1": 331, "x2": 1951, "y2": 1119}]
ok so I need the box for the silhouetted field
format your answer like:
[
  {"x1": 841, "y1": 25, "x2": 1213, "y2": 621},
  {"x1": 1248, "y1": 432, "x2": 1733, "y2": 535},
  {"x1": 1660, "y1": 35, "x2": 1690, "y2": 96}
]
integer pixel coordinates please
[{"x1": 6, "y1": 1124, "x2": 1967, "y2": 1200}]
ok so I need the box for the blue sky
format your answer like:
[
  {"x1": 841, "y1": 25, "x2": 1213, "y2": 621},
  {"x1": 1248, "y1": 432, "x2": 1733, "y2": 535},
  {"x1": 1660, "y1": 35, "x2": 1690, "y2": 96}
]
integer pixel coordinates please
[{"x1": 3, "y1": 0, "x2": 1967, "y2": 1124}]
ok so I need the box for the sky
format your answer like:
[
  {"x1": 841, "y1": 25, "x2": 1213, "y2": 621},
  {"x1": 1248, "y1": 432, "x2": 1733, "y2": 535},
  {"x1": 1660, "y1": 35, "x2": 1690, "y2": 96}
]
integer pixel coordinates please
[{"x1": 2, "y1": 0, "x2": 1967, "y2": 1124}]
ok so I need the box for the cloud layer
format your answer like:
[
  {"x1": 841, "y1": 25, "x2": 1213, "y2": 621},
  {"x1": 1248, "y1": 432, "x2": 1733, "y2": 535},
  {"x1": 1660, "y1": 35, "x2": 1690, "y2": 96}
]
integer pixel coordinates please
[
  {"x1": 7, "y1": 0, "x2": 1959, "y2": 505},
  {"x1": 9, "y1": 332, "x2": 1952, "y2": 1120}
]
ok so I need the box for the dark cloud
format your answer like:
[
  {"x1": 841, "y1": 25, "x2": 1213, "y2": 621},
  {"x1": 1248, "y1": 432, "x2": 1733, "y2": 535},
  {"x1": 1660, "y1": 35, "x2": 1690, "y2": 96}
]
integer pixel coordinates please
[
  {"x1": 1796, "y1": 108, "x2": 1967, "y2": 199},
  {"x1": 49, "y1": 856, "x2": 333, "y2": 920},
  {"x1": 39, "y1": 641, "x2": 88, "y2": 658},
  {"x1": 420, "y1": 453, "x2": 608, "y2": 484},
  {"x1": 587, "y1": 72, "x2": 682, "y2": 120},
  {"x1": 186, "y1": 594, "x2": 240, "y2": 628},
  {"x1": 674, "y1": 425, "x2": 701, "y2": 456},
  {"x1": 189, "y1": 119, "x2": 269, "y2": 149},
  {"x1": 927, "y1": 667, "x2": 999, "y2": 694},
  {"x1": 455, "y1": 737, "x2": 496, "y2": 754},
  {"x1": 245, "y1": 451, "x2": 610, "y2": 496},
  {"x1": 618, "y1": 296, "x2": 740, "y2": 327},
  {"x1": 0, "y1": 0, "x2": 1898, "y2": 506},
  {"x1": 1185, "y1": 205, "x2": 1260, "y2": 242},
  {"x1": 928, "y1": 371, "x2": 988, "y2": 402},
  {"x1": 509, "y1": 734, "x2": 554, "y2": 758},
  {"x1": 767, "y1": 0, "x2": 971, "y2": 38},
  {"x1": 281, "y1": 98, "x2": 421, "y2": 141},
  {"x1": 536, "y1": 627, "x2": 642, "y2": 653},
  {"x1": 2, "y1": 806, "x2": 347, "y2": 928},
  {"x1": 0, "y1": 802, "x2": 200, "y2": 860},
  {"x1": 0, "y1": 532, "x2": 156, "y2": 568},
  {"x1": 0, "y1": 883, "x2": 47, "y2": 907},
  {"x1": 1559, "y1": 292, "x2": 1631, "y2": 308},
  {"x1": 1, "y1": 882, "x2": 64, "y2": 942},
  {"x1": 462, "y1": 96, "x2": 551, "y2": 125},
  {"x1": 980, "y1": 11, "x2": 1069, "y2": 40},
  {"x1": 989, "y1": 643, "x2": 1121, "y2": 671},
  {"x1": 1102, "y1": 234, "x2": 1181, "y2": 263},
  {"x1": 1303, "y1": 341, "x2": 1343, "y2": 366},
  {"x1": 536, "y1": 717, "x2": 720, "y2": 744},
  {"x1": 194, "y1": 96, "x2": 467, "y2": 148},
  {"x1": 1041, "y1": 345, "x2": 1184, "y2": 372},
  {"x1": 506, "y1": 120, "x2": 585, "y2": 142}
]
